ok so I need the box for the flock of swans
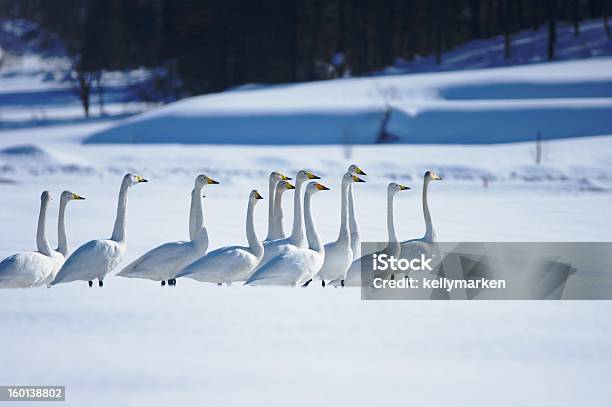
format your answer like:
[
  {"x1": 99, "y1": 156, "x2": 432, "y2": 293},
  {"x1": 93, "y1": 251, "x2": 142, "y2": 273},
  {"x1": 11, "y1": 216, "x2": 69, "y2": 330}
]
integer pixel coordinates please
[{"x1": 0, "y1": 168, "x2": 442, "y2": 289}]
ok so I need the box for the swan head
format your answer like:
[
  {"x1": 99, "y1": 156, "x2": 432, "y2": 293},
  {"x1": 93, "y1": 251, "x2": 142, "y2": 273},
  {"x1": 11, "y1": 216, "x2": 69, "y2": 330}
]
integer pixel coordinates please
[
  {"x1": 270, "y1": 171, "x2": 292, "y2": 182},
  {"x1": 348, "y1": 164, "x2": 367, "y2": 176},
  {"x1": 61, "y1": 191, "x2": 85, "y2": 202},
  {"x1": 124, "y1": 173, "x2": 148, "y2": 187},
  {"x1": 250, "y1": 190, "x2": 264, "y2": 202},
  {"x1": 343, "y1": 172, "x2": 366, "y2": 184},
  {"x1": 425, "y1": 171, "x2": 442, "y2": 181},
  {"x1": 195, "y1": 174, "x2": 220, "y2": 187},
  {"x1": 306, "y1": 182, "x2": 330, "y2": 195},
  {"x1": 296, "y1": 170, "x2": 321, "y2": 183},
  {"x1": 277, "y1": 180, "x2": 295, "y2": 193},
  {"x1": 388, "y1": 182, "x2": 410, "y2": 194},
  {"x1": 40, "y1": 190, "x2": 52, "y2": 203}
]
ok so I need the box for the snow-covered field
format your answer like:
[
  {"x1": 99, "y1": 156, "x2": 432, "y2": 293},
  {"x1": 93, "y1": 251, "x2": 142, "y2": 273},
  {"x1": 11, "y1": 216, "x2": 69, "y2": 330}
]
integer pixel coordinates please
[
  {"x1": 84, "y1": 57, "x2": 612, "y2": 145},
  {"x1": 1, "y1": 22, "x2": 612, "y2": 405},
  {"x1": 1, "y1": 121, "x2": 611, "y2": 405}
]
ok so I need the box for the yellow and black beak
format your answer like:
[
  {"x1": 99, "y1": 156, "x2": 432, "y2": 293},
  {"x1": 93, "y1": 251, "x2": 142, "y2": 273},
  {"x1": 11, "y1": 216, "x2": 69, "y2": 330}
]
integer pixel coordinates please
[
  {"x1": 399, "y1": 185, "x2": 410, "y2": 191},
  {"x1": 306, "y1": 171, "x2": 321, "y2": 180},
  {"x1": 286, "y1": 182, "x2": 296, "y2": 190},
  {"x1": 281, "y1": 174, "x2": 292, "y2": 180},
  {"x1": 355, "y1": 167, "x2": 367, "y2": 176},
  {"x1": 315, "y1": 183, "x2": 330, "y2": 191},
  {"x1": 433, "y1": 174, "x2": 442, "y2": 181},
  {"x1": 351, "y1": 175, "x2": 366, "y2": 183},
  {"x1": 72, "y1": 193, "x2": 85, "y2": 200},
  {"x1": 136, "y1": 175, "x2": 148, "y2": 183},
  {"x1": 254, "y1": 191, "x2": 264, "y2": 200},
  {"x1": 207, "y1": 177, "x2": 220, "y2": 185}
]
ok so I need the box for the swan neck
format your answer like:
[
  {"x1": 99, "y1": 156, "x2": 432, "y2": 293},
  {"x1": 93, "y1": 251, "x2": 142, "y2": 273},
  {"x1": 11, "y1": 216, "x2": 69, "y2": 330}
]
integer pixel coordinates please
[
  {"x1": 290, "y1": 178, "x2": 305, "y2": 245},
  {"x1": 246, "y1": 200, "x2": 263, "y2": 257},
  {"x1": 304, "y1": 192, "x2": 323, "y2": 253},
  {"x1": 57, "y1": 198, "x2": 69, "y2": 256},
  {"x1": 266, "y1": 177, "x2": 276, "y2": 239},
  {"x1": 423, "y1": 178, "x2": 435, "y2": 242},
  {"x1": 337, "y1": 179, "x2": 350, "y2": 242},
  {"x1": 111, "y1": 181, "x2": 130, "y2": 242},
  {"x1": 190, "y1": 184, "x2": 205, "y2": 241},
  {"x1": 348, "y1": 183, "x2": 359, "y2": 235},
  {"x1": 387, "y1": 191, "x2": 398, "y2": 244},
  {"x1": 36, "y1": 198, "x2": 52, "y2": 256},
  {"x1": 270, "y1": 186, "x2": 285, "y2": 239}
]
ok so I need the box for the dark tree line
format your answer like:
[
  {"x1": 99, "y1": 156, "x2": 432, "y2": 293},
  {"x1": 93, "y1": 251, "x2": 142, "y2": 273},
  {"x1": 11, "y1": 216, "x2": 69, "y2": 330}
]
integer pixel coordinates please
[{"x1": 1, "y1": 0, "x2": 611, "y2": 101}]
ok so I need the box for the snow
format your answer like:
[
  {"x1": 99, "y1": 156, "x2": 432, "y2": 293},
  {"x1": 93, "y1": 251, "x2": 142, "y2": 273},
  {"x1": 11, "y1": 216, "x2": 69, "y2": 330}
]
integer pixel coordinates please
[
  {"x1": 1, "y1": 18, "x2": 612, "y2": 406},
  {"x1": 84, "y1": 58, "x2": 612, "y2": 144},
  {"x1": 383, "y1": 18, "x2": 612, "y2": 74}
]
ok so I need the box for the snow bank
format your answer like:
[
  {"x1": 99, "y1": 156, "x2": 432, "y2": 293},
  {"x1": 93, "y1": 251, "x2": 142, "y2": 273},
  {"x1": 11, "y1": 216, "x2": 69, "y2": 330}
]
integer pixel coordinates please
[{"x1": 84, "y1": 58, "x2": 612, "y2": 145}]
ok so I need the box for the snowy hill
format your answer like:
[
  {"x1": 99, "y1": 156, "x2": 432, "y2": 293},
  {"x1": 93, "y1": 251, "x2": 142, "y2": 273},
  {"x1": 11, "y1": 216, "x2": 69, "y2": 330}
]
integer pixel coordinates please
[
  {"x1": 85, "y1": 57, "x2": 612, "y2": 145},
  {"x1": 381, "y1": 18, "x2": 612, "y2": 75}
]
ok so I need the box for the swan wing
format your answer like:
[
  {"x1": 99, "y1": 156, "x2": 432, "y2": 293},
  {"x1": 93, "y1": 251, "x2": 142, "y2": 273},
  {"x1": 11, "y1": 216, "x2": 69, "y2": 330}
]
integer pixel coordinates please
[
  {"x1": 246, "y1": 249, "x2": 320, "y2": 286},
  {"x1": 51, "y1": 239, "x2": 124, "y2": 284},
  {"x1": 117, "y1": 240, "x2": 197, "y2": 280},
  {"x1": 0, "y1": 252, "x2": 55, "y2": 288},
  {"x1": 317, "y1": 240, "x2": 353, "y2": 281},
  {"x1": 177, "y1": 246, "x2": 257, "y2": 283},
  {"x1": 255, "y1": 238, "x2": 298, "y2": 271}
]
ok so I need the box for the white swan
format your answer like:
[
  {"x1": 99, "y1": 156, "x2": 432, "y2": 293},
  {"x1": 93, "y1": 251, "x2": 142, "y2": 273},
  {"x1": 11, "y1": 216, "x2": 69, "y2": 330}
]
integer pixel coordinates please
[
  {"x1": 400, "y1": 170, "x2": 442, "y2": 251},
  {"x1": 0, "y1": 191, "x2": 59, "y2": 288},
  {"x1": 50, "y1": 173, "x2": 147, "y2": 287},
  {"x1": 117, "y1": 174, "x2": 219, "y2": 286},
  {"x1": 246, "y1": 182, "x2": 329, "y2": 286},
  {"x1": 342, "y1": 183, "x2": 410, "y2": 287},
  {"x1": 176, "y1": 189, "x2": 264, "y2": 285},
  {"x1": 316, "y1": 172, "x2": 365, "y2": 286},
  {"x1": 347, "y1": 164, "x2": 367, "y2": 260},
  {"x1": 256, "y1": 170, "x2": 320, "y2": 270},
  {"x1": 265, "y1": 171, "x2": 292, "y2": 241}
]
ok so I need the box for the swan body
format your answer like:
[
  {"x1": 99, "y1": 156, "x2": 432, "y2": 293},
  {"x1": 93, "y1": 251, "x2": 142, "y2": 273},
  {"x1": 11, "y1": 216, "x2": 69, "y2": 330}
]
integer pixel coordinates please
[
  {"x1": 0, "y1": 191, "x2": 57, "y2": 288},
  {"x1": 317, "y1": 172, "x2": 365, "y2": 284},
  {"x1": 177, "y1": 190, "x2": 264, "y2": 284},
  {"x1": 265, "y1": 172, "x2": 292, "y2": 241},
  {"x1": 256, "y1": 170, "x2": 320, "y2": 270},
  {"x1": 117, "y1": 175, "x2": 218, "y2": 283},
  {"x1": 342, "y1": 183, "x2": 410, "y2": 287},
  {"x1": 51, "y1": 173, "x2": 147, "y2": 286},
  {"x1": 246, "y1": 182, "x2": 329, "y2": 286},
  {"x1": 347, "y1": 164, "x2": 367, "y2": 260}
]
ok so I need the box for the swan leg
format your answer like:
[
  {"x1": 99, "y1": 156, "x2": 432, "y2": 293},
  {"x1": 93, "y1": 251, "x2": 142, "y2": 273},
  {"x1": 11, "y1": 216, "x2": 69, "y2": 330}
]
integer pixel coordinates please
[
  {"x1": 341, "y1": 280, "x2": 345, "y2": 287},
  {"x1": 217, "y1": 282, "x2": 222, "y2": 286},
  {"x1": 321, "y1": 280, "x2": 326, "y2": 287},
  {"x1": 169, "y1": 279, "x2": 176, "y2": 286},
  {"x1": 98, "y1": 279, "x2": 104, "y2": 287},
  {"x1": 161, "y1": 280, "x2": 166, "y2": 286},
  {"x1": 302, "y1": 279, "x2": 312, "y2": 287},
  {"x1": 88, "y1": 280, "x2": 93, "y2": 287},
  {"x1": 390, "y1": 274, "x2": 395, "y2": 280}
]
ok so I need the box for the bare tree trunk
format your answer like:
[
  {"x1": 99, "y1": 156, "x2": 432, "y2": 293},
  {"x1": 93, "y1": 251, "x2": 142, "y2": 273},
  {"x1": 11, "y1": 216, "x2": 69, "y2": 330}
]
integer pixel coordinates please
[
  {"x1": 95, "y1": 72, "x2": 105, "y2": 116},
  {"x1": 502, "y1": 0, "x2": 512, "y2": 59},
  {"x1": 605, "y1": 2, "x2": 612, "y2": 39},
  {"x1": 547, "y1": 0, "x2": 557, "y2": 60},
  {"x1": 572, "y1": 0, "x2": 580, "y2": 36},
  {"x1": 75, "y1": 70, "x2": 93, "y2": 118}
]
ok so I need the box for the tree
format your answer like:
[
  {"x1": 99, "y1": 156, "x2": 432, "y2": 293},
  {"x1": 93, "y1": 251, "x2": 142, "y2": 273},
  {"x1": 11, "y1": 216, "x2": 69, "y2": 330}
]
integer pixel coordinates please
[
  {"x1": 547, "y1": 0, "x2": 557, "y2": 60},
  {"x1": 572, "y1": 0, "x2": 581, "y2": 36}
]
